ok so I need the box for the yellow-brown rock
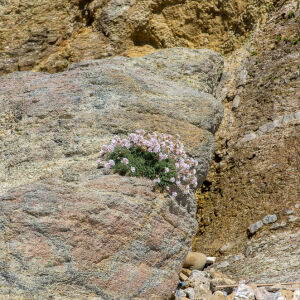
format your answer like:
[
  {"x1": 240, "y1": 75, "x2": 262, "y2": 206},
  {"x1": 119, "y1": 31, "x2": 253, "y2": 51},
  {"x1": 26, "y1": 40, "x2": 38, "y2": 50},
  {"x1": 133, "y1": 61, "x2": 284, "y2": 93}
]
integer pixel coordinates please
[
  {"x1": 179, "y1": 272, "x2": 189, "y2": 282},
  {"x1": 0, "y1": 0, "x2": 272, "y2": 75},
  {"x1": 182, "y1": 268, "x2": 192, "y2": 277},
  {"x1": 183, "y1": 252, "x2": 207, "y2": 270},
  {"x1": 193, "y1": 0, "x2": 300, "y2": 284}
]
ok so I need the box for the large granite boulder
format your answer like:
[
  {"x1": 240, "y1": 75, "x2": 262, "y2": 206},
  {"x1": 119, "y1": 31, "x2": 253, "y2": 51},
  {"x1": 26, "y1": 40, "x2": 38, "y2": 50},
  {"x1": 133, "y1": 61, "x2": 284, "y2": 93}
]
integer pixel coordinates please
[{"x1": 0, "y1": 48, "x2": 223, "y2": 299}]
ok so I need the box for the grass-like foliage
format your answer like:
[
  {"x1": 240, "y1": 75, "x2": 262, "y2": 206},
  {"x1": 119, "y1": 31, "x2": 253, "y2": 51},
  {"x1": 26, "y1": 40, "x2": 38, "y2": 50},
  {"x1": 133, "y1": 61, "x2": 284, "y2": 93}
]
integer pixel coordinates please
[
  {"x1": 108, "y1": 145, "x2": 177, "y2": 189},
  {"x1": 98, "y1": 130, "x2": 198, "y2": 196}
]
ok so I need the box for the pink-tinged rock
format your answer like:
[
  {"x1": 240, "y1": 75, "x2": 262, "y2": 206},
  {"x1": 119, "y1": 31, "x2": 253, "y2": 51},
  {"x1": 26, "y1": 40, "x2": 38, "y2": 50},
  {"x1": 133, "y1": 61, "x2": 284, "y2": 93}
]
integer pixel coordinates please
[
  {"x1": 254, "y1": 287, "x2": 271, "y2": 300},
  {"x1": 0, "y1": 48, "x2": 224, "y2": 299},
  {"x1": 0, "y1": 176, "x2": 197, "y2": 299}
]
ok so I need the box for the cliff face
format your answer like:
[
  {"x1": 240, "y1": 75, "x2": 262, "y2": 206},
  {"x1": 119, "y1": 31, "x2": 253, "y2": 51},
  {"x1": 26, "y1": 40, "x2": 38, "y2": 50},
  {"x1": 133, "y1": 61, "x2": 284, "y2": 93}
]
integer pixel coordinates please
[
  {"x1": 0, "y1": 0, "x2": 299, "y2": 295},
  {"x1": 193, "y1": 0, "x2": 300, "y2": 283},
  {"x1": 0, "y1": 0, "x2": 272, "y2": 74}
]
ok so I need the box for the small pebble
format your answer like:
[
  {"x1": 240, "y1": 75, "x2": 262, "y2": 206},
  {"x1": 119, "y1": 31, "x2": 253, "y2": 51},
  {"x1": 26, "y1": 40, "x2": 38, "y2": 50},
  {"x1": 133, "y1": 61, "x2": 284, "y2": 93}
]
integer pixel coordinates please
[
  {"x1": 232, "y1": 95, "x2": 240, "y2": 110},
  {"x1": 266, "y1": 284, "x2": 281, "y2": 292},
  {"x1": 175, "y1": 289, "x2": 187, "y2": 300},
  {"x1": 254, "y1": 287, "x2": 270, "y2": 300},
  {"x1": 179, "y1": 272, "x2": 188, "y2": 282},
  {"x1": 185, "y1": 287, "x2": 195, "y2": 300},
  {"x1": 248, "y1": 220, "x2": 263, "y2": 234},
  {"x1": 214, "y1": 291, "x2": 227, "y2": 299},
  {"x1": 270, "y1": 221, "x2": 287, "y2": 230},
  {"x1": 234, "y1": 284, "x2": 255, "y2": 299},
  {"x1": 207, "y1": 257, "x2": 217, "y2": 264},
  {"x1": 263, "y1": 214, "x2": 277, "y2": 225},
  {"x1": 181, "y1": 268, "x2": 192, "y2": 277}
]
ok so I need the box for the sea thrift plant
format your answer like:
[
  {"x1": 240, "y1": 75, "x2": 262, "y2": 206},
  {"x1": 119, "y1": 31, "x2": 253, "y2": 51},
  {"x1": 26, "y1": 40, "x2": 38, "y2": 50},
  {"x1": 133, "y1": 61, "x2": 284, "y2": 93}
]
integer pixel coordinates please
[{"x1": 98, "y1": 130, "x2": 198, "y2": 195}]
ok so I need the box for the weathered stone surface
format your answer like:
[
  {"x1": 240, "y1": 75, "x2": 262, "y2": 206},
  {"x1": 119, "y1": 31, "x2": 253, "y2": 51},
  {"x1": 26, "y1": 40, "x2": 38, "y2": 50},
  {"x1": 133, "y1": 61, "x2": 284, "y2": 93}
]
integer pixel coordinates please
[
  {"x1": 213, "y1": 230, "x2": 300, "y2": 283},
  {"x1": 0, "y1": 48, "x2": 223, "y2": 299},
  {"x1": 254, "y1": 287, "x2": 272, "y2": 300},
  {"x1": 0, "y1": 177, "x2": 195, "y2": 299},
  {"x1": 248, "y1": 220, "x2": 263, "y2": 235},
  {"x1": 234, "y1": 284, "x2": 255, "y2": 300},
  {"x1": 0, "y1": 48, "x2": 223, "y2": 195},
  {"x1": 189, "y1": 270, "x2": 212, "y2": 298},
  {"x1": 263, "y1": 214, "x2": 277, "y2": 225},
  {"x1": 193, "y1": 0, "x2": 300, "y2": 283},
  {"x1": 0, "y1": 0, "x2": 272, "y2": 74},
  {"x1": 210, "y1": 270, "x2": 236, "y2": 295}
]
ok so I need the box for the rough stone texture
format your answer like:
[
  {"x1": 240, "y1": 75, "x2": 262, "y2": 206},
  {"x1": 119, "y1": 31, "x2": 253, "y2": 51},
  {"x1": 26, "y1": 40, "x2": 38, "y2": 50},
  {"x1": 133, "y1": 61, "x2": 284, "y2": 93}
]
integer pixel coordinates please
[
  {"x1": 211, "y1": 230, "x2": 300, "y2": 283},
  {"x1": 248, "y1": 221, "x2": 264, "y2": 235},
  {"x1": 0, "y1": 177, "x2": 196, "y2": 299},
  {"x1": 262, "y1": 214, "x2": 277, "y2": 225},
  {"x1": 193, "y1": 1, "x2": 300, "y2": 282},
  {"x1": 193, "y1": 0, "x2": 300, "y2": 282},
  {"x1": 0, "y1": 48, "x2": 223, "y2": 299},
  {"x1": 0, "y1": 48, "x2": 223, "y2": 195},
  {"x1": 0, "y1": 0, "x2": 273, "y2": 74}
]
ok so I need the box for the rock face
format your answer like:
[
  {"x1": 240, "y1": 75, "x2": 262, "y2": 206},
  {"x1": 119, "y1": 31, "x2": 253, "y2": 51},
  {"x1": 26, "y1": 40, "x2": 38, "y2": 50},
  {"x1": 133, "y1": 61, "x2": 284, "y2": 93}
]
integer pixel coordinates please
[
  {"x1": 0, "y1": 48, "x2": 223, "y2": 195},
  {"x1": 0, "y1": 48, "x2": 224, "y2": 299},
  {"x1": 193, "y1": 0, "x2": 300, "y2": 283},
  {"x1": 0, "y1": 0, "x2": 271, "y2": 74},
  {"x1": 0, "y1": 177, "x2": 197, "y2": 299}
]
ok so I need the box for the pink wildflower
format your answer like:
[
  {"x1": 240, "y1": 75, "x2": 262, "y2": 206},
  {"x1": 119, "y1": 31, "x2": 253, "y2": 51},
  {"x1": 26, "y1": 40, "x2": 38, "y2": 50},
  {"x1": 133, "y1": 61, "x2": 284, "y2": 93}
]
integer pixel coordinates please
[
  {"x1": 121, "y1": 158, "x2": 129, "y2": 165},
  {"x1": 153, "y1": 177, "x2": 161, "y2": 184},
  {"x1": 104, "y1": 162, "x2": 111, "y2": 169},
  {"x1": 108, "y1": 160, "x2": 115, "y2": 166}
]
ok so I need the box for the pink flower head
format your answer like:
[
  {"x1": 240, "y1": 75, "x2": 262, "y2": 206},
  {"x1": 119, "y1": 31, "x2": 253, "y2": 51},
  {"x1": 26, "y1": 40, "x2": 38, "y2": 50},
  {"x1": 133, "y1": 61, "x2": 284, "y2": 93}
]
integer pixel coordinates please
[
  {"x1": 104, "y1": 162, "x2": 111, "y2": 169},
  {"x1": 121, "y1": 158, "x2": 129, "y2": 165},
  {"x1": 164, "y1": 167, "x2": 169, "y2": 173},
  {"x1": 131, "y1": 166, "x2": 136, "y2": 172},
  {"x1": 153, "y1": 177, "x2": 161, "y2": 184},
  {"x1": 170, "y1": 177, "x2": 175, "y2": 183},
  {"x1": 107, "y1": 144, "x2": 115, "y2": 152},
  {"x1": 172, "y1": 192, "x2": 177, "y2": 197},
  {"x1": 108, "y1": 160, "x2": 115, "y2": 166}
]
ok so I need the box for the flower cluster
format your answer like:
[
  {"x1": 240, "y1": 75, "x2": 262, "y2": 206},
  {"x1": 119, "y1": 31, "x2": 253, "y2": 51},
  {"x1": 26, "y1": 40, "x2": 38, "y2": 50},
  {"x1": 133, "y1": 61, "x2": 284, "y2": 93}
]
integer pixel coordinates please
[{"x1": 98, "y1": 130, "x2": 198, "y2": 195}]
